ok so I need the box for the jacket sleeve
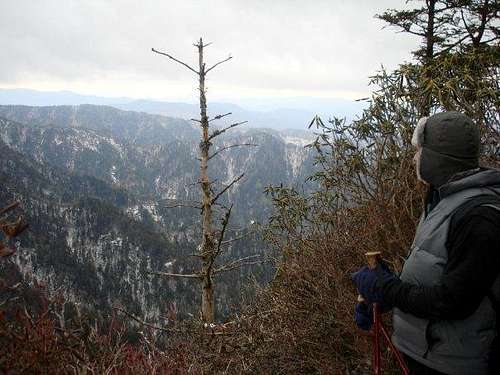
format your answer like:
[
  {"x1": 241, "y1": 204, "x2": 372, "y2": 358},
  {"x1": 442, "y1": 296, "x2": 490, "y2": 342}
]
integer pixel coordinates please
[{"x1": 380, "y1": 206, "x2": 500, "y2": 320}]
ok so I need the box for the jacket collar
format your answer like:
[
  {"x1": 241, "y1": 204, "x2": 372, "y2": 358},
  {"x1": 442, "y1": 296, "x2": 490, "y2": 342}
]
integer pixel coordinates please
[{"x1": 438, "y1": 168, "x2": 500, "y2": 199}]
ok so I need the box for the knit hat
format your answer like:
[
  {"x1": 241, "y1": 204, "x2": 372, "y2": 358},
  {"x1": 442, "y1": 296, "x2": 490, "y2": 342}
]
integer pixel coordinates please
[{"x1": 411, "y1": 112, "x2": 480, "y2": 187}]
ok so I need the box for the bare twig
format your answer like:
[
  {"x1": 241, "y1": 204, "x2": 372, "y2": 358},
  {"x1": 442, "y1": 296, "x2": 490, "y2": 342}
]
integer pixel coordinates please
[
  {"x1": 211, "y1": 174, "x2": 245, "y2": 205},
  {"x1": 213, "y1": 255, "x2": 262, "y2": 275},
  {"x1": 214, "y1": 204, "x2": 233, "y2": 260},
  {"x1": 212, "y1": 201, "x2": 232, "y2": 211},
  {"x1": 152, "y1": 48, "x2": 199, "y2": 75},
  {"x1": 221, "y1": 232, "x2": 252, "y2": 245},
  {"x1": 0, "y1": 202, "x2": 19, "y2": 216},
  {"x1": 206, "y1": 204, "x2": 233, "y2": 276},
  {"x1": 148, "y1": 271, "x2": 202, "y2": 279},
  {"x1": 206, "y1": 56, "x2": 233, "y2": 73},
  {"x1": 160, "y1": 199, "x2": 202, "y2": 210},
  {"x1": 208, "y1": 144, "x2": 257, "y2": 160},
  {"x1": 163, "y1": 203, "x2": 202, "y2": 210},
  {"x1": 194, "y1": 41, "x2": 213, "y2": 48},
  {"x1": 209, "y1": 121, "x2": 248, "y2": 140},
  {"x1": 114, "y1": 307, "x2": 175, "y2": 333},
  {"x1": 209, "y1": 112, "x2": 232, "y2": 122}
]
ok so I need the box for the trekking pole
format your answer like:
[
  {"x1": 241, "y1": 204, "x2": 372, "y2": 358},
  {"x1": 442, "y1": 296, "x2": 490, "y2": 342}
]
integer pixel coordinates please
[
  {"x1": 365, "y1": 251, "x2": 382, "y2": 375},
  {"x1": 359, "y1": 251, "x2": 410, "y2": 375}
]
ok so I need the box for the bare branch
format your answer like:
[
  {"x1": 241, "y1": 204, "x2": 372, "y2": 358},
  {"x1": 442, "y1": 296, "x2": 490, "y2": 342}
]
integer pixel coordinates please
[
  {"x1": 114, "y1": 307, "x2": 175, "y2": 333},
  {"x1": 206, "y1": 204, "x2": 233, "y2": 277},
  {"x1": 208, "y1": 143, "x2": 257, "y2": 160},
  {"x1": 0, "y1": 202, "x2": 19, "y2": 216},
  {"x1": 213, "y1": 255, "x2": 262, "y2": 275},
  {"x1": 163, "y1": 203, "x2": 202, "y2": 210},
  {"x1": 209, "y1": 112, "x2": 232, "y2": 122},
  {"x1": 148, "y1": 271, "x2": 202, "y2": 279},
  {"x1": 214, "y1": 204, "x2": 233, "y2": 259},
  {"x1": 212, "y1": 201, "x2": 231, "y2": 211},
  {"x1": 209, "y1": 121, "x2": 248, "y2": 140},
  {"x1": 206, "y1": 55, "x2": 233, "y2": 74},
  {"x1": 211, "y1": 173, "x2": 244, "y2": 205},
  {"x1": 152, "y1": 48, "x2": 199, "y2": 75},
  {"x1": 194, "y1": 41, "x2": 213, "y2": 48},
  {"x1": 221, "y1": 232, "x2": 252, "y2": 245},
  {"x1": 216, "y1": 261, "x2": 262, "y2": 274},
  {"x1": 160, "y1": 199, "x2": 202, "y2": 210},
  {"x1": 190, "y1": 118, "x2": 201, "y2": 123}
]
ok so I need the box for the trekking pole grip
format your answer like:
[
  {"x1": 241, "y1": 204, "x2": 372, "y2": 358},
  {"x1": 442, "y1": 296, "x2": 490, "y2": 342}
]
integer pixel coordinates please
[
  {"x1": 365, "y1": 251, "x2": 381, "y2": 269},
  {"x1": 357, "y1": 251, "x2": 382, "y2": 303}
]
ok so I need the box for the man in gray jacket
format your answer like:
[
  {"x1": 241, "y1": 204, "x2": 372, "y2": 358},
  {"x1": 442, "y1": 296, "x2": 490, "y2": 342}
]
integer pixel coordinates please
[{"x1": 353, "y1": 112, "x2": 500, "y2": 374}]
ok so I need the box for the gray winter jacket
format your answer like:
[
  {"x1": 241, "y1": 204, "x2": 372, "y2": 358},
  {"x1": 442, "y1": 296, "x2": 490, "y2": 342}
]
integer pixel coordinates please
[{"x1": 392, "y1": 168, "x2": 500, "y2": 375}]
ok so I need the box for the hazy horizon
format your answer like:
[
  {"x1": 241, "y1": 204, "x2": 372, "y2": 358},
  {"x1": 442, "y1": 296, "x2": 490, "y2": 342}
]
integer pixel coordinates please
[
  {"x1": 1, "y1": 1, "x2": 418, "y2": 104},
  {"x1": 0, "y1": 87, "x2": 367, "y2": 130}
]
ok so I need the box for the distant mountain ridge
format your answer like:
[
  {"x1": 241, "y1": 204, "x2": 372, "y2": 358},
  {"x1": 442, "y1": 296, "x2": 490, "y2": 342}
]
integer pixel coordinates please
[
  {"x1": 0, "y1": 104, "x2": 316, "y2": 220},
  {"x1": 0, "y1": 104, "x2": 198, "y2": 144},
  {"x1": 0, "y1": 88, "x2": 365, "y2": 130}
]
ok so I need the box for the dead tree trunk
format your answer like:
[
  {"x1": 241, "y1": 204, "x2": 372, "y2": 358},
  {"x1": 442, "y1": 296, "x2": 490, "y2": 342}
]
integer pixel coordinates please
[
  {"x1": 152, "y1": 38, "x2": 258, "y2": 323},
  {"x1": 197, "y1": 39, "x2": 216, "y2": 322}
]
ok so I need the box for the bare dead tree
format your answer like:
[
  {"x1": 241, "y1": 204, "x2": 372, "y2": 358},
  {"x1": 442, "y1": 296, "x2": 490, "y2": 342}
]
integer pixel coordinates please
[{"x1": 152, "y1": 38, "x2": 258, "y2": 323}]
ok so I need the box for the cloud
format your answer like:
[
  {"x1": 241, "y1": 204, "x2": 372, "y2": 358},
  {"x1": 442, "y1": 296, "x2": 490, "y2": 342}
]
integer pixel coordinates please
[{"x1": 0, "y1": 0, "x2": 419, "y2": 100}]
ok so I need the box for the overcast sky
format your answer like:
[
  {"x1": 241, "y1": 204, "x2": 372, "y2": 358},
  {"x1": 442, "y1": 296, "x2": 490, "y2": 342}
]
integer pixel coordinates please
[{"x1": 0, "y1": 0, "x2": 420, "y2": 103}]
